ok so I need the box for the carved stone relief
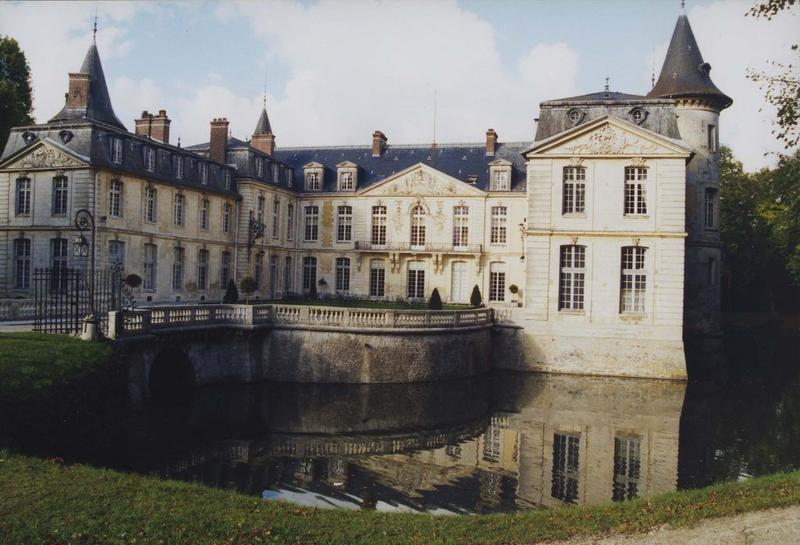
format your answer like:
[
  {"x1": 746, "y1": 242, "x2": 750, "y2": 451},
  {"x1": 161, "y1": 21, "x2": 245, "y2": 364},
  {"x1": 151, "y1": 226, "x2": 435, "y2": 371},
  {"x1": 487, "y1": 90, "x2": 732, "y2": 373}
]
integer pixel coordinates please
[
  {"x1": 385, "y1": 168, "x2": 456, "y2": 196},
  {"x1": 564, "y1": 125, "x2": 658, "y2": 155},
  {"x1": 18, "y1": 145, "x2": 82, "y2": 169}
]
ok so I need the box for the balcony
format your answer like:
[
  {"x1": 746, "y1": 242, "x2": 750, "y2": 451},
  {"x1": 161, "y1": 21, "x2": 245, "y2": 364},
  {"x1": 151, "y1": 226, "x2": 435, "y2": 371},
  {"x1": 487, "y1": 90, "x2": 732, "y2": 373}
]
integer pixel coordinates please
[{"x1": 354, "y1": 241, "x2": 483, "y2": 254}]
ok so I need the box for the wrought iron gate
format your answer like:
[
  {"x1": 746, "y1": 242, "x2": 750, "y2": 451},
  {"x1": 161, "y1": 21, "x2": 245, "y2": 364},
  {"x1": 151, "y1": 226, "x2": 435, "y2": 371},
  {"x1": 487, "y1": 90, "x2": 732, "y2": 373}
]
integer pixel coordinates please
[{"x1": 33, "y1": 268, "x2": 123, "y2": 335}]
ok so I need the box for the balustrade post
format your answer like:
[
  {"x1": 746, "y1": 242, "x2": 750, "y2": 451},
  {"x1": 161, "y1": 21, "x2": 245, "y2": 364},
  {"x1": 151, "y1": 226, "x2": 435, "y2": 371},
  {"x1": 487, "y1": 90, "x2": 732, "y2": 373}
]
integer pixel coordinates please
[
  {"x1": 142, "y1": 310, "x2": 152, "y2": 334},
  {"x1": 209, "y1": 307, "x2": 216, "y2": 323},
  {"x1": 164, "y1": 308, "x2": 171, "y2": 324},
  {"x1": 244, "y1": 305, "x2": 255, "y2": 326},
  {"x1": 300, "y1": 307, "x2": 311, "y2": 324},
  {"x1": 453, "y1": 312, "x2": 460, "y2": 327},
  {"x1": 385, "y1": 310, "x2": 396, "y2": 327},
  {"x1": 344, "y1": 308, "x2": 351, "y2": 327},
  {"x1": 107, "y1": 311, "x2": 122, "y2": 339},
  {"x1": 425, "y1": 312, "x2": 432, "y2": 326}
]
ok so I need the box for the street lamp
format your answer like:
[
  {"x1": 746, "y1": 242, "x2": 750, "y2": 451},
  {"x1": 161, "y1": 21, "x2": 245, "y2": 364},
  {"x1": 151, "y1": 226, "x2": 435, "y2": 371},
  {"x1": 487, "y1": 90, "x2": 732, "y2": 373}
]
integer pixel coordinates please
[{"x1": 73, "y1": 209, "x2": 96, "y2": 316}]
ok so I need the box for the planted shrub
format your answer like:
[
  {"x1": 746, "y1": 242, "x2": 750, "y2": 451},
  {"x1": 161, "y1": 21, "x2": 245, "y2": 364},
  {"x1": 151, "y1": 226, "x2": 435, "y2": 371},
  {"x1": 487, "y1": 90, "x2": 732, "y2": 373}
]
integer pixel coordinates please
[
  {"x1": 428, "y1": 288, "x2": 443, "y2": 310},
  {"x1": 223, "y1": 279, "x2": 239, "y2": 304},
  {"x1": 509, "y1": 284, "x2": 519, "y2": 295},
  {"x1": 239, "y1": 277, "x2": 257, "y2": 303},
  {"x1": 470, "y1": 285, "x2": 482, "y2": 307},
  {"x1": 124, "y1": 274, "x2": 142, "y2": 288}
]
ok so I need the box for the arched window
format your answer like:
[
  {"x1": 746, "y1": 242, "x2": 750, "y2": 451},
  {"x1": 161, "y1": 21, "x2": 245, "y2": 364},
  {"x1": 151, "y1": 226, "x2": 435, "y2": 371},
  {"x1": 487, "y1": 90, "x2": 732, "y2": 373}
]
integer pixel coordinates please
[{"x1": 410, "y1": 205, "x2": 426, "y2": 248}]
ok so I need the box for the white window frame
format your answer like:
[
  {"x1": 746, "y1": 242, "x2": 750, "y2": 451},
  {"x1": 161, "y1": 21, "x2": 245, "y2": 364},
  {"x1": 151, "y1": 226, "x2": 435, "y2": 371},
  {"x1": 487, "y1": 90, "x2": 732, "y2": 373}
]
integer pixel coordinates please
[
  {"x1": 490, "y1": 206, "x2": 507, "y2": 245},
  {"x1": 144, "y1": 186, "x2": 157, "y2": 223},
  {"x1": 371, "y1": 205, "x2": 387, "y2": 246},
  {"x1": 197, "y1": 249, "x2": 209, "y2": 290},
  {"x1": 222, "y1": 202, "x2": 231, "y2": 234},
  {"x1": 200, "y1": 197, "x2": 210, "y2": 230},
  {"x1": 109, "y1": 179, "x2": 123, "y2": 218},
  {"x1": 13, "y1": 238, "x2": 31, "y2": 289},
  {"x1": 175, "y1": 155, "x2": 184, "y2": 179},
  {"x1": 304, "y1": 205, "x2": 319, "y2": 242},
  {"x1": 620, "y1": 246, "x2": 647, "y2": 314},
  {"x1": 305, "y1": 171, "x2": 321, "y2": 191},
  {"x1": 369, "y1": 259, "x2": 385, "y2": 297},
  {"x1": 173, "y1": 193, "x2": 185, "y2": 227},
  {"x1": 337, "y1": 205, "x2": 353, "y2": 242},
  {"x1": 287, "y1": 203, "x2": 295, "y2": 241},
  {"x1": 562, "y1": 166, "x2": 586, "y2": 215},
  {"x1": 489, "y1": 262, "x2": 506, "y2": 302},
  {"x1": 335, "y1": 257, "x2": 350, "y2": 293},
  {"x1": 143, "y1": 243, "x2": 157, "y2": 291},
  {"x1": 559, "y1": 245, "x2": 585, "y2": 311},
  {"x1": 704, "y1": 188, "x2": 717, "y2": 229},
  {"x1": 624, "y1": 167, "x2": 647, "y2": 216},
  {"x1": 144, "y1": 146, "x2": 156, "y2": 173},
  {"x1": 302, "y1": 256, "x2": 317, "y2": 292},
  {"x1": 52, "y1": 176, "x2": 69, "y2": 216},
  {"x1": 15, "y1": 177, "x2": 31, "y2": 216},
  {"x1": 452, "y1": 205, "x2": 469, "y2": 248},
  {"x1": 111, "y1": 137, "x2": 123, "y2": 164},
  {"x1": 410, "y1": 205, "x2": 426, "y2": 249},
  {"x1": 172, "y1": 246, "x2": 184, "y2": 290},
  {"x1": 272, "y1": 199, "x2": 280, "y2": 239}
]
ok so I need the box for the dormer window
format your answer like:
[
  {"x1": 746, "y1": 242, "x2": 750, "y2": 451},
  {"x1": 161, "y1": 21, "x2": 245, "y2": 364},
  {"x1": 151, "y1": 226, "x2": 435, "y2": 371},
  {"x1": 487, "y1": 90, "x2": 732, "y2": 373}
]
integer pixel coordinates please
[
  {"x1": 174, "y1": 155, "x2": 184, "y2": 179},
  {"x1": 111, "y1": 137, "x2": 123, "y2": 164},
  {"x1": 198, "y1": 162, "x2": 208, "y2": 185},
  {"x1": 489, "y1": 159, "x2": 512, "y2": 191},
  {"x1": 256, "y1": 157, "x2": 264, "y2": 178},
  {"x1": 303, "y1": 162, "x2": 324, "y2": 191},
  {"x1": 336, "y1": 161, "x2": 358, "y2": 191},
  {"x1": 629, "y1": 107, "x2": 647, "y2": 125},
  {"x1": 466, "y1": 175, "x2": 478, "y2": 185},
  {"x1": 144, "y1": 146, "x2": 155, "y2": 173},
  {"x1": 567, "y1": 108, "x2": 585, "y2": 126},
  {"x1": 224, "y1": 170, "x2": 231, "y2": 190}
]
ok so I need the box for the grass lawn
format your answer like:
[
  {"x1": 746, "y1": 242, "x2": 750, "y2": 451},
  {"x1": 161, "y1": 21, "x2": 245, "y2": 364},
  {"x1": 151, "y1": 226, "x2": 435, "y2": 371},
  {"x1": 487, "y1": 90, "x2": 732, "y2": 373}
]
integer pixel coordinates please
[
  {"x1": 1, "y1": 450, "x2": 799, "y2": 545},
  {"x1": 0, "y1": 332, "x2": 111, "y2": 403}
]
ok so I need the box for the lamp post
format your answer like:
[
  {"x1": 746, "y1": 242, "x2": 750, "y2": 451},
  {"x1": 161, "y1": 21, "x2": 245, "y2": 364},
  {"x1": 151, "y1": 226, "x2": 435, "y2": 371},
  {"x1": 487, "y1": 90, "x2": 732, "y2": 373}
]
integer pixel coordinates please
[{"x1": 73, "y1": 209, "x2": 95, "y2": 316}]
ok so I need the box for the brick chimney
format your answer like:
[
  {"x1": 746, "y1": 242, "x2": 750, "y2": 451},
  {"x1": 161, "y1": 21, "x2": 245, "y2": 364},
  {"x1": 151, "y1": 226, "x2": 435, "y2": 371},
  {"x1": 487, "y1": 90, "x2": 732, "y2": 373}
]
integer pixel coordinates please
[
  {"x1": 67, "y1": 72, "x2": 90, "y2": 110},
  {"x1": 372, "y1": 130, "x2": 387, "y2": 157},
  {"x1": 209, "y1": 118, "x2": 229, "y2": 163},
  {"x1": 150, "y1": 110, "x2": 171, "y2": 144},
  {"x1": 485, "y1": 128, "x2": 498, "y2": 157},
  {"x1": 252, "y1": 132, "x2": 275, "y2": 156}
]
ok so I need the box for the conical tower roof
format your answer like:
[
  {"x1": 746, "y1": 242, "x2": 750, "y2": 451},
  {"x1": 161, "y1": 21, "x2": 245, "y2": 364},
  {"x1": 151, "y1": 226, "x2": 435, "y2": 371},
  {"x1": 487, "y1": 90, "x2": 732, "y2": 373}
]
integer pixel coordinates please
[
  {"x1": 648, "y1": 15, "x2": 732, "y2": 109},
  {"x1": 49, "y1": 43, "x2": 127, "y2": 129},
  {"x1": 254, "y1": 106, "x2": 273, "y2": 135}
]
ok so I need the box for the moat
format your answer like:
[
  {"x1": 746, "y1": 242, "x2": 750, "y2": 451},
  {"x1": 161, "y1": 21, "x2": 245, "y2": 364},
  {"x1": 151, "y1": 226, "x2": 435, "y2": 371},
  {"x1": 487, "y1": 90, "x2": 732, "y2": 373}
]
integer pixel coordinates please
[{"x1": 1, "y1": 328, "x2": 798, "y2": 515}]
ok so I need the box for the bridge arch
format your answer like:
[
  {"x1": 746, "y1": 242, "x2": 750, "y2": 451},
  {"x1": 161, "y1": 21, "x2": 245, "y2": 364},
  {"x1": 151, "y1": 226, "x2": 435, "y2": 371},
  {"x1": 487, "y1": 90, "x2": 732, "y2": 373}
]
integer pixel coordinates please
[{"x1": 148, "y1": 347, "x2": 195, "y2": 401}]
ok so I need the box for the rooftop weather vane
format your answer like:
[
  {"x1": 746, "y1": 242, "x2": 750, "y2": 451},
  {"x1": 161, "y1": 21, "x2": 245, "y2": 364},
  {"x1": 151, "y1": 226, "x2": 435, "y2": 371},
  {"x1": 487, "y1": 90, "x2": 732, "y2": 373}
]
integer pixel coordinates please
[
  {"x1": 92, "y1": 12, "x2": 98, "y2": 42},
  {"x1": 263, "y1": 67, "x2": 268, "y2": 108}
]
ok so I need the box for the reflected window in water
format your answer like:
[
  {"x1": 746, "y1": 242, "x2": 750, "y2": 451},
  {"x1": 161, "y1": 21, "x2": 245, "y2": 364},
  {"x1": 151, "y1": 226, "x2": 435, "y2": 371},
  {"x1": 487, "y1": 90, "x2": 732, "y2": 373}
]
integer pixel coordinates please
[
  {"x1": 483, "y1": 416, "x2": 508, "y2": 463},
  {"x1": 552, "y1": 433, "x2": 580, "y2": 503},
  {"x1": 613, "y1": 435, "x2": 641, "y2": 502}
]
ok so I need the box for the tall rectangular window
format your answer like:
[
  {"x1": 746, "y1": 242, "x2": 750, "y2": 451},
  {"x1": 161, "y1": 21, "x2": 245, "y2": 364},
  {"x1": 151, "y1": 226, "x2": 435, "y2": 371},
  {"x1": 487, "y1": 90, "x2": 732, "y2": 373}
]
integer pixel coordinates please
[
  {"x1": 284, "y1": 256, "x2": 293, "y2": 292},
  {"x1": 708, "y1": 124, "x2": 717, "y2": 152},
  {"x1": 256, "y1": 158, "x2": 264, "y2": 178},
  {"x1": 491, "y1": 169, "x2": 510, "y2": 191},
  {"x1": 200, "y1": 198, "x2": 210, "y2": 230},
  {"x1": 369, "y1": 259, "x2": 385, "y2": 297},
  {"x1": 198, "y1": 162, "x2": 208, "y2": 185},
  {"x1": 52, "y1": 176, "x2": 69, "y2": 216},
  {"x1": 13, "y1": 238, "x2": 31, "y2": 289},
  {"x1": 371, "y1": 205, "x2": 387, "y2": 245},
  {"x1": 624, "y1": 167, "x2": 647, "y2": 216},
  {"x1": 15, "y1": 177, "x2": 31, "y2": 216},
  {"x1": 220, "y1": 251, "x2": 231, "y2": 288},
  {"x1": 620, "y1": 246, "x2": 647, "y2": 313},
  {"x1": 490, "y1": 206, "x2": 507, "y2": 245},
  {"x1": 172, "y1": 247, "x2": 184, "y2": 290},
  {"x1": 223, "y1": 202, "x2": 232, "y2": 234},
  {"x1": 144, "y1": 146, "x2": 155, "y2": 172},
  {"x1": 338, "y1": 171, "x2": 354, "y2": 191},
  {"x1": 257, "y1": 196, "x2": 265, "y2": 223},
  {"x1": 302, "y1": 256, "x2": 317, "y2": 292},
  {"x1": 613, "y1": 436, "x2": 641, "y2": 502},
  {"x1": 224, "y1": 170, "x2": 231, "y2": 190},
  {"x1": 109, "y1": 179, "x2": 123, "y2": 218},
  {"x1": 197, "y1": 249, "x2": 209, "y2": 290},
  {"x1": 108, "y1": 240, "x2": 126, "y2": 271},
  {"x1": 111, "y1": 137, "x2": 123, "y2": 164},
  {"x1": 707, "y1": 257, "x2": 717, "y2": 287},
  {"x1": 50, "y1": 238, "x2": 69, "y2": 293},
  {"x1": 305, "y1": 172, "x2": 320, "y2": 191},
  {"x1": 304, "y1": 205, "x2": 319, "y2": 241},
  {"x1": 559, "y1": 245, "x2": 586, "y2": 311},
  {"x1": 286, "y1": 204, "x2": 295, "y2": 241},
  {"x1": 173, "y1": 193, "x2": 185, "y2": 227},
  {"x1": 337, "y1": 205, "x2": 353, "y2": 242},
  {"x1": 407, "y1": 261, "x2": 425, "y2": 299},
  {"x1": 410, "y1": 205, "x2": 426, "y2": 248},
  {"x1": 562, "y1": 166, "x2": 586, "y2": 214},
  {"x1": 143, "y1": 243, "x2": 157, "y2": 291},
  {"x1": 552, "y1": 433, "x2": 580, "y2": 504},
  {"x1": 272, "y1": 200, "x2": 280, "y2": 239},
  {"x1": 255, "y1": 252, "x2": 264, "y2": 289},
  {"x1": 144, "y1": 187, "x2": 157, "y2": 223},
  {"x1": 489, "y1": 262, "x2": 506, "y2": 302},
  {"x1": 335, "y1": 257, "x2": 350, "y2": 293},
  {"x1": 704, "y1": 188, "x2": 717, "y2": 229},
  {"x1": 175, "y1": 155, "x2": 184, "y2": 179},
  {"x1": 453, "y1": 206, "x2": 469, "y2": 248}
]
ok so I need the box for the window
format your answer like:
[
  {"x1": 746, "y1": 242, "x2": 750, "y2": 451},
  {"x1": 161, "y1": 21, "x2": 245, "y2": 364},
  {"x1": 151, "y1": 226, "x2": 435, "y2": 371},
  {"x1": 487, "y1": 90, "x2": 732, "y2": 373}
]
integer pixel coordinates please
[
  {"x1": 223, "y1": 203, "x2": 232, "y2": 234},
  {"x1": 109, "y1": 179, "x2": 123, "y2": 218},
  {"x1": 144, "y1": 146, "x2": 155, "y2": 172},
  {"x1": 613, "y1": 436, "x2": 641, "y2": 502},
  {"x1": 371, "y1": 205, "x2": 387, "y2": 245},
  {"x1": 143, "y1": 244, "x2": 157, "y2": 291},
  {"x1": 175, "y1": 156, "x2": 184, "y2": 179},
  {"x1": 369, "y1": 259, "x2": 385, "y2": 297},
  {"x1": 491, "y1": 169, "x2": 510, "y2": 191},
  {"x1": 269, "y1": 255, "x2": 278, "y2": 298},
  {"x1": 304, "y1": 205, "x2": 319, "y2": 241},
  {"x1": 490, "y1": 206, "x2": 507, "y2": 245},
  {"x1": 708, "y1": 124, "x2": 717, "y2": 152},
  {"x1": 198, "y1": 162, "x2": 208, "y2": 185},
  {"x1": 272, "y1": 163, "x2": 280, "y2": 184},
  {"x1": 552, "y1": 433, "x2": 580, "y2": 504},
  {"x1": 620, "y1": 246, "x2": 647, "y2": 314},
  {"x1": 489, "y1": 262, "x2": 506, "y2": 302},
  {"x1": 410, "y1": 205, "x2": 426, "y2": 248},
  {"x1": 335, "y1": 257, "x2": 350, "y2": 293},
  {"x1": 453, "y1": 206, "x2": 469, "y2": 248},
  {"x1": 305, "y1": 171, "x2": 320, "y2": 191},
  {"x1": 15, "y1": 177, "x2": 31, "y2": 216},
  {"x1": 559, "y1": 245, "x2": 586, "y2": 311},
  {"x1": 707, "y1": 257, "x2": 717, "y2": 287},
  {"x1": 108, "y1": 240, "x2": 126, "y2": 271},
  {"x1": 630, "y1": 108, "x2": 646, "y2": 124},
  {"x1": 256, "y1": 158, "x2": 264, "y2": 178},
  {"x1": 302, "y1": 256, "x2": 317, "y2": 292},
  {"x1": 172, "y1": 247, "x2": 184, "y2": 290},
  {"x1": 52, "y1": 176, "x2": 68, "y2": 216},
  {"x1": 624, "y1": 167, "x2": 647, "y2": 216},
  {"x1": 562, "y1": 166, "x2": 586, "y2": 214},
  {"x1": 13, "y1": 238, "x2": 31, "y2": 289},
  {"x1": 407, "y1": 261, "x2": 425, "y2": 299},
  {"x1": 338, "y1": 171, "x2": 354, "y2": 191},
  {"x1": 287, "y1": 204, "x2": 295, "y2": 241},
  {"x1": 284, "y1": 256, "x2": 293, "y2": 293},
  {"x1": 173, "y1": 193, "x2": 185, "y2": 227},
  {"x1": 255, "y1": 252, "x2": 264, "y2": 289},
  {"x1": 144, "y1": 187, "x2": 157, "y2": 223},
  {"x1": 50, "y1": 238, "x2": 69, "y2": 292},
  {"x1": 337, "y1": 205, "x2": 353, "y2": 242},
  {"x1": 272, "y1": 200, "x2": 280, "y2": 239},
  {"x1": 704, "y1": 188, "x2": 717, "y2": 229},
  {"x1": 220, "y1": 251, "x2": 231, "y2": 288},
  {"x1": 257, "y1": 195, "x2": 265, "y2": 223},
  {"x1": 223, "y1": 170, "x2": 231, "y2": 190},
  {"x1": 111, "y1": 137, "x2": 123, "y2": 164},
  {"x1": 198, "y1": 249, "x2": 209, "y2": 290},
  {"x1": 200, "y1": 198, "x2": 210, "y2": 230}
]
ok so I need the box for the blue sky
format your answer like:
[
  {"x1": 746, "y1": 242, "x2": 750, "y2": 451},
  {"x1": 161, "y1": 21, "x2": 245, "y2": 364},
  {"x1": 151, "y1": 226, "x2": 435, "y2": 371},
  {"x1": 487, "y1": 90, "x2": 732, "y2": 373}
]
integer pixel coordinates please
[{"x1": 1, "y1": 1, "x2": 797, "y2": 170}]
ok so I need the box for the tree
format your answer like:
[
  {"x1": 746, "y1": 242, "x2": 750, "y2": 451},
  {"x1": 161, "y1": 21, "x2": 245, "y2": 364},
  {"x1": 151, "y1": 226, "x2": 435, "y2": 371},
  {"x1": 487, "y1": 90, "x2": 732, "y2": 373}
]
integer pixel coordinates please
[
  {"x1": 0, "y1": 36, "x2": 34, "y2": 153},
  {"x1": 427, "y1": 288, "x2": 443, "y2": 310},
  {"x1": 223, "y1": 279, "x2": 239, "y2": 303},
  {"x1": 470, "y1": 285, "x2": 482, "y2": 308},
  {"x1": 239, "y1": 277, "x2": 257, "y2": 303}
]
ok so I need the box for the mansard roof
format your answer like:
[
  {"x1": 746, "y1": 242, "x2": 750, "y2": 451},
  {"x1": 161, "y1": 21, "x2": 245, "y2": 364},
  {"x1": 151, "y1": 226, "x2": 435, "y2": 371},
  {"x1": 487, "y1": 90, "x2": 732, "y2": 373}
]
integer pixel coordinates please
[
  {"x1": 49, "y1": 43, "x2": 127, "y2": 130},
  {"x1": 543, "y1": 91, "x2": 647, "y2": 104},
  {"x1": 186, "y1": 136, "x2": 295, "y2": 189},
  {"x1": 647, "y1": 15, "x2": 732, "y2": 109}
]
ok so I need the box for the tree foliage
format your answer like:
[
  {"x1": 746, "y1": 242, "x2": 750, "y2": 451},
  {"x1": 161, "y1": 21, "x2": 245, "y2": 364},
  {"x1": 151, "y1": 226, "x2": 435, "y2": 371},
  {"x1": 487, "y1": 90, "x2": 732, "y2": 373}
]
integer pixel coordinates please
[
  {"x1": 470, "y1": 285, "x2": 482, "y2": 308},
  {"x1": 222, "y1": 279, "x2": 239, "y2": 304},
  {"x1": 0, "y1": 36, "x2": 34, "y2": 153},
  {"x1": 427, "y1": 288, "x2": 443, "y2": 310}
]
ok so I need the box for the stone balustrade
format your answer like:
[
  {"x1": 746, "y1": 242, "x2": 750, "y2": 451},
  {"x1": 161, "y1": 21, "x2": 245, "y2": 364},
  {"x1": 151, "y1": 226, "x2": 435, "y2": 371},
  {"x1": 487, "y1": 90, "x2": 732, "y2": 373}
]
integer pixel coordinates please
[
  {"x1": 0, "y1": 299, "x2": 39, "y2": 321},
  {"x1": 108, "y1": 304, "x2": 496, "y2": 339}
]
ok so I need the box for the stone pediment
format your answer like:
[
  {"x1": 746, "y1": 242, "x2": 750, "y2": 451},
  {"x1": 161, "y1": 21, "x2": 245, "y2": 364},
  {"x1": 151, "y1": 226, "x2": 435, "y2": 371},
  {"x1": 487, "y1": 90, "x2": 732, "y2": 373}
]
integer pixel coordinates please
[
  {"x1": 360, "y1": 163, "x2": 484, "y2": 197},
  {"x1": 1, "y1": 140, "x2": 87, "y2": 170},
  {"x1": 527, "y1": 116, "x2": 691, "y2": 158}
]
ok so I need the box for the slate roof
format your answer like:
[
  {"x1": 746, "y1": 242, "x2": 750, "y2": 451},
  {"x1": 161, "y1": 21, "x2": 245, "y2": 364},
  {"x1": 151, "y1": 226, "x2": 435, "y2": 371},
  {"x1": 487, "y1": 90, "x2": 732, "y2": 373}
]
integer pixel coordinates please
[
  {"x1": 648, "y1": 15, "x2": 732, "y2": 109},
  {"x1": 49, "y1": 43, "x2": 127, "y2": 130},
  {"x1": 254, "y1": 107, "x2": 273, "y2": 135},
  {"x1": 272, "y1": 142, "x2": 528, "y2": 193},
  {"x1": 542, "y1": 91, "x2": 647, "y2": 104}
]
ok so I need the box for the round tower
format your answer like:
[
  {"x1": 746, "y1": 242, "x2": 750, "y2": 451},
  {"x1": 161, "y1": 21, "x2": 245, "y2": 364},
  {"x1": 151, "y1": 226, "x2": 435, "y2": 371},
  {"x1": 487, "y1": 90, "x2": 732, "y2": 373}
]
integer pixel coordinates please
[{"x1": 648, "y1": 14, "x2": 732, "y2": 336}]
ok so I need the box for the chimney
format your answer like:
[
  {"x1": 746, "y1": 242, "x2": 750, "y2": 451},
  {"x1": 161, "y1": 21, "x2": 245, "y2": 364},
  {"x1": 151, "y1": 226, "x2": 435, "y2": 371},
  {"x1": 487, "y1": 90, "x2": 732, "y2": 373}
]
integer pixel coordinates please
[
  {"x1": 485, "y1": 128, "x2": 498, "y2": 157},
  {"x1": 134, "y1": 111, "x2": 152, "y2": 138},
  {"x1": 67, "y1": 72, "x2": 90, "y2": 110},
  {"x1": 209, "y1": 118, "x2": 229, "y2": 163},
  {"x1": 151, "y1": 110, "x2": 171, "y2": 144},
  {"x1": 252, "y1": 132, "x2": 275, "y2": 156},
  {"x1": 372, "y1": 130, "x2": 387, "y2": 157}
]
